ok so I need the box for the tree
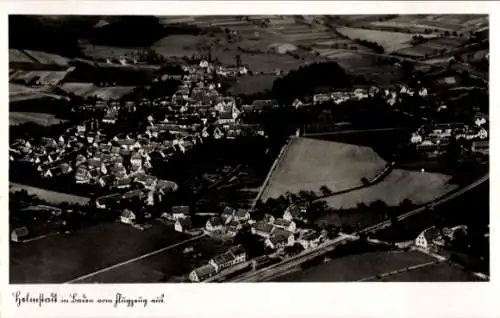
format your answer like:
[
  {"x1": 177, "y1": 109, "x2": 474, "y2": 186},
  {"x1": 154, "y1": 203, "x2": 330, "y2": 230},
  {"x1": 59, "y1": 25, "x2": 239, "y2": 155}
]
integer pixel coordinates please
[
  {"x1": 235, "y1": 226, "x2": 265, "y2": 258},
  {"x1": 360, "y1": 177, "x2": 370, "y2": 185},
  {"x1": 319, "y1": 185, "x2": 333, "y2": 196}
]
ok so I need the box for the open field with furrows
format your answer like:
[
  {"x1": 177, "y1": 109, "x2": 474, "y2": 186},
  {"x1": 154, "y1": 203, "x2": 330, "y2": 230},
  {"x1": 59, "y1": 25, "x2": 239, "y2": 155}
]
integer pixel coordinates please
[
  {"x1": 10, "y1": 112, "x2": 68, "y2": 126},
  {"x1": 336, "y1": 27, "x2": 425, "y2": 52},
  {"x1": 324, "y1": 169, "x2": 458, "y2": 209},
  {"x1": 10, "y1": 68, "x2": 73, "y2": 86},
  {"x1": 20, "y1": 49, "x2": 71, "y2": 66},
  {"x1": 9, "y1": 183, "x2": 91, "y2": 206},
  {"x1": 227, "y1": 74, "x2": 277, "y2": 95},
  {"x1": 372, "y1": 262, "x2": 483, "y2": 282},
  {"x1": 261, "y1": 138, "x2": 387, "y2": 201},
  {"x1": 370, "y1": 15, "x2": 488, "y2": 34},
  {"x1": 10, "y1": 221, "x2": 224, "y2": 283},
  {"x1": 9, "y1": 83, "x2": 64, "y2": 103},
  {"x1": 274, "y1": 250, "x2": 438, "y2": 282},
  {"x1": 9, "y1": 49, "x2": 36, "y2": 63},
  {"x1": 393, "y1": 37, "x2": 468, "y2": 58},
  {"x1": 60, "y1": 82, "x2": 135, "y2": 100}
]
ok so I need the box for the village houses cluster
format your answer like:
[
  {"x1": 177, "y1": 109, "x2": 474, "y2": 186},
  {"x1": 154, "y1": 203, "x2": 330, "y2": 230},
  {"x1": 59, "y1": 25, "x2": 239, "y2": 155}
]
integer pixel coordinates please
[
  {"x1": 410, "y1": 112, "x2": 489, "y2": 158},
  {"x1": 188, "y1": 202, "x2": 325, "y2": 282}
]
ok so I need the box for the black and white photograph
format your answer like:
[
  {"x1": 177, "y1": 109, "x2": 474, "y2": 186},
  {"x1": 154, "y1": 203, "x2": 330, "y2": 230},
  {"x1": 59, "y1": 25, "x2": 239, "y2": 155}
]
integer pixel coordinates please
[{"x1": 8, "y1": 13, "x2": 489, "y2": 285}]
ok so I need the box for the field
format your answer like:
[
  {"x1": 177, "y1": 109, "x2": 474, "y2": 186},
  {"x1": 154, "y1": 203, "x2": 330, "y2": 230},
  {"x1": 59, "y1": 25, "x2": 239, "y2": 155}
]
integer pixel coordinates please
[
  {"x1": 393, "y1": 37, "x2": 468, "y2": 58},
  {"x1": 324, "y1": 169, "x2": 458, "y2": 209},
  {"x1": 152, "y1": 34, "x2": 210, "y2": 58},
  {"x1": 275, "y1": 250, "x2": 438, "y2": 282},
  {"x1": 80, "y1": 44, "x2": 140, "y2": 61},
  {"x1": 10, "y1": 68, "x2": 73, "y2": 86},
  {"x1": 9, "y1": 183, "x2": 91, "y2": 206},
  {"x1": 373, "y1": 262, "x2": 483, "y2": 282},
  {"x1": 369, "y1": 15, "x2": 488, "y2": 34},
  {"x1": 9, "y1": 49, "x2": 36, "y2": 63},
  {"x1": 336, "y1": 27, "x2": 422, "y2": 52},
  {"x1": 261, "y1": 138, "x2": 387, "y2": 201},
  {"x1": 227, "y1": 74, "x2": 277, "y2": 95},
  {"x1": 22, "y1": 49, "x2": 71, "y2": 66},
  {"x1": 312, "y1": 50, "x2": 402, "y2": 82},
  {"x1": 60, "y1": 82, "x2": 135, "y2": 100},
  {"x1": 10, "y1": 112, "x2": 68, "y2": 126},
  {"x1": 9, "y1": 83, "x2": 58, "y2": 103},
  {"x1": 10, "y1": 221, "x2": 225, "y2": 283}
]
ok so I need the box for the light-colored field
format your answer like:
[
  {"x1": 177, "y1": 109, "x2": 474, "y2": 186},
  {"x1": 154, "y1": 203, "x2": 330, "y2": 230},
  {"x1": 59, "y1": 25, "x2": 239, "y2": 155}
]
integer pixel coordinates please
[
  {"x1": 261, "y1": 138, "x2": 387, "y2": 201},
  {"x1": 370, "y1": 15, "x2": 488, "y2": 33},
  {"x1": 9, "y1": 183, "x2": 91, "y2": 205},
  {"x1": 60, "y1": 83, "x2": 135, "y2": 100},
  {"x1": 10, "y1": 69, "x2": 72, "y2": 86},
  {"x1": 336, "y1": 27, "x2": 418, "y2": 52},
  {"x1": 10, "y1": 112, "x2": 68, "y2": 126},
  {"x1": 23, "y1": 49, "x2": 70, "y2": 66},
  {"x1": 9, "y1": 83, "x2": 53, "y2": 103},
  {"x1": 9, "y1": 49, "x2": 35, "y2": 63},
  {"x1": 324, "y1": 169, "x2": 458, "y2": 209}
]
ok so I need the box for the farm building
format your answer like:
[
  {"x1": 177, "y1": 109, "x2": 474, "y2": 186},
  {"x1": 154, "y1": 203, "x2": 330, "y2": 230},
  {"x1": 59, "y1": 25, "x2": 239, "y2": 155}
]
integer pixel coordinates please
[
  {"x1": 11, "y1": 227, "x2": 30, "y2": 242},
  {"x1": 189, "y1": 264, "x2": 217, "y2": 282}
]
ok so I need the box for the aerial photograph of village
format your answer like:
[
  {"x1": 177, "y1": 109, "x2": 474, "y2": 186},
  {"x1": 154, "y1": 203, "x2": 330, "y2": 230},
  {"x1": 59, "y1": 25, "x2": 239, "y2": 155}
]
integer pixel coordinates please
[{"x1": 9, "y1": 15, "x2": 489, "y2": 283}]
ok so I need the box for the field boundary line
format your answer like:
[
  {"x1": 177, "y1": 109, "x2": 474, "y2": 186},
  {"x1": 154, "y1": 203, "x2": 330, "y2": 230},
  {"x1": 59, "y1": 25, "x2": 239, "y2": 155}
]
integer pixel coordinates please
[
  {"x1": 64, "y1": 234, "x2": 206, "y2": 284},
  {"x1": 251, "y1": 137, "x2": 293, "y2": 209}
]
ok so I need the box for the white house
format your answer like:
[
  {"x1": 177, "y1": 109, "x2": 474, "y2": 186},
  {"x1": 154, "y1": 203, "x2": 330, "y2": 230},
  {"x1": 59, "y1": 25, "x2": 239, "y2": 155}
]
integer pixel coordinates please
[
  {"x1": 206, "y1": 217, "x2": 224, "y2": 232},
  {"x1": 175, "y1": 217, "x2": 192, "y2": 233},
  {"x1": 172, "y1": 206, "x2": 190, "y2": 220},
  {"x1": 410, "y1": 133, "x2": 423, "y2": 144},
  {"x1": 11, "y1": 227, "x2": 29, "y2": 242},
  {"x1": 418, "y1": 87, "x2": 428, "y2": 97},
  {"x1": 297, "y1": 232, "x2": 321, "y2": 249},
  {"x1": 209, "y1": 252, "x2": 236, "y2": 272},
  {"x1": 415, "y1": 226, "x2": 443, "y2": 249},
  {"x1": 120, "y1": 209, "x2": 136, "y2": 225}
]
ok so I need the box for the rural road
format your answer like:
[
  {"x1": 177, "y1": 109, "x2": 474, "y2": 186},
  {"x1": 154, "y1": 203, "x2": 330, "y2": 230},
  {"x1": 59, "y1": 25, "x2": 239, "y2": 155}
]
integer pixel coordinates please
[
  {"x1": 226, "y1": 173, "x2": 488, "y2": 282},
  {"x1": 64, "y1": 233, "x2": 206, "y2": 284}
]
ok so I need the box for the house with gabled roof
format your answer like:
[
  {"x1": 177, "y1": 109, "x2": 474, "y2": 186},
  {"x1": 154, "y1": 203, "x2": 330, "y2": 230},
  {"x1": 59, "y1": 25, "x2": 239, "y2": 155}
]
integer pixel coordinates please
[
  {"x1": 273, "y1": 218, "x2": 296, "y2": 233},
  {"x1": 75, "y1": 166, "x2": 91, "y2": 184},
  {"x1": 234, "y1": 209, "x2": 250, "y2": 222},
  {"x1": 189, "y1": 264, "x2": 217, "y2": 282},
  {"x1": 11, "y1": 226, "x2": 29, "y2": 242},
  {"x1": 120, "y1": 209, "x2": 136, "y2": 225},
  {"x1": 265, "y1": 229, "x2": 295, "y2": 250},
  {"x1": 206, "y1": 216, "x2": 224, "y2": 232},
  {"x1": 172, "y1": 205, "x2": 190, "y2": 220},
  {"x1": 252, "y1": 221, "x2": 274, "y2": 238},
  {"x1": 175, "y1": 217, "x2": 193, "y2": 233}
]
